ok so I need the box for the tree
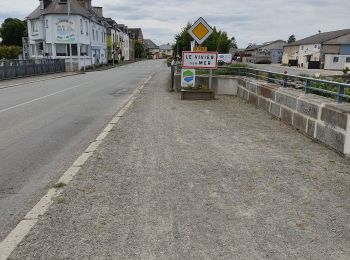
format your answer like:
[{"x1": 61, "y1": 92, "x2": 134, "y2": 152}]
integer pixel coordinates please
[
  {"x1": 173, "y1": 23, "x2": 193, "y2": 57},
  {"x1": 287, "y1": 34, "x2": 296, "y2": 44},
  {"x1": 0, "y1": 45, "x2": 22, "y2": 59},
  {"x1": 173, "y1": 22, "x2": 234, "y2": 56},
  {"x1": 135, "y1": 41, "x2": 145, "y2": 59},
  {"x1": 230, "y1": 37, "x2": 238, "y2": 49},
  {"x1": 0, "y1": 18, "x2": 27, "y2": 46}
]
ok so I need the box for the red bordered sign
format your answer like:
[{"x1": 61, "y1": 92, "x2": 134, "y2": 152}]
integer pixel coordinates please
[{"x1": 182, "y1": 51, "x2": 218, "y2": 69}]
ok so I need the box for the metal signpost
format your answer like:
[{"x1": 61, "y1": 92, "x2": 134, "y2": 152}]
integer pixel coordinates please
[{"x1": 185, "y1": 17, "x2": 216, "y2": 89}]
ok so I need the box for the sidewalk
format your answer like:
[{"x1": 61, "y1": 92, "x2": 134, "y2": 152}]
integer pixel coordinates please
[
  {"x1": 0, "y1": 72, "x2": 82, "y2": 89},
  {"x1": 9, "y1": 68, "x2": 350, "y2": 259}
]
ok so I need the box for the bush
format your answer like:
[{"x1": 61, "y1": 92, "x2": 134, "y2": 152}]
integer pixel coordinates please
[
  {"x1": 343, "y1": 67, "x2": 349, "y2": 75},
  {"x1": 0, "y1": 45, "x2": 21, "y2": 59}
]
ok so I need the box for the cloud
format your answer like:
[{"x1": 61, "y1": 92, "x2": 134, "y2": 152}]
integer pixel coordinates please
[{"x1": 1, "y1": 0, "x2": 350, "y2": 47}]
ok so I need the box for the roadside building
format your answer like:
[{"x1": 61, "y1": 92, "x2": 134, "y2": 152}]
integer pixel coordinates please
[
  {"x1": 117, "y1": 24, "x2": 130, "y2": 61},
  {"x1": 129, "y1": 28, "x2": 144, "y2": 43},
  {"x1": 243, "y1": 40, "x2": 285, "y2": 64},
  {"x1": 159, "y1": 43, "x2": 173, "y2": 58},
  {"x1": 27, "y1": 0, "x2": 108, "y2": 71},
  {"x1": 282, "y1": 29, "x2": 350, "y2": 70},
  {"x1": 129, "y1": 28, "x2": 144, "y2": 61},
  {"x1": 144, "y1": 39, "x2": 159, "y2": 59}
]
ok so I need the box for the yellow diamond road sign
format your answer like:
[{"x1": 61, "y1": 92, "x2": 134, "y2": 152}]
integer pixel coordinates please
[{"x1": 188, "y1": 17, "x2": 213, "y2": 45}]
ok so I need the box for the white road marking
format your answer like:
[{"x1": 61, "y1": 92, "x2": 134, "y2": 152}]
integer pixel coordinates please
[
  {"x1": 0, "y1": 82, "x2": 88, "y2": 114},
  {"x1": 0, "y1": 74, "x2": 154, "y2": 260}
]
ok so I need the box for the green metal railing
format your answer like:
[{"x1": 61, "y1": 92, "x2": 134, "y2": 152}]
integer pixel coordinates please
[{"x1": 176, "y1": 65, "x2": 350, "y2": 103}]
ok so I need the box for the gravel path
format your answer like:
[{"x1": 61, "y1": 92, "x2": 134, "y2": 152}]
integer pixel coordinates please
[{"x1": 10, "y1": 65, "x2": 350, "y2": 259}]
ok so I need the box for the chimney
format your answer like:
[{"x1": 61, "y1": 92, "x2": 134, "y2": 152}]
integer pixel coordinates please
[
  {"x1": 77, "y1": 0, "x2": 92, "y2": 9},
  {"x1": 40, "y1": 0, "x2": 51, "y2": 9},
  {"x1": 92, "y1": 7, "x2": 103, "y2": 17}
]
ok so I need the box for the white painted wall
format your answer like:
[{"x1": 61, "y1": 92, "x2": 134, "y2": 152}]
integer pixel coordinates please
[
  {"x1": 298, "y1": 44, "x2": 321, "y2": 68},
  {"x1": 324, "y1": 54, "x2": 350, "y2": 70}
]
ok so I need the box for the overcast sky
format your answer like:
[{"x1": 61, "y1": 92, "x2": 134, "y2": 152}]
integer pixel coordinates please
[{"x1": 1, "y1": 0, "x2": 350, "y2": 47}]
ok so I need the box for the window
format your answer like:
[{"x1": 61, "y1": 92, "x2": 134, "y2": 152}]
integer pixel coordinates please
[
  {"x1": 333, "y1": 57, "x2": 339, "y2": 63},
  {"x1": 92, "y1": 30, "x2": 95, "y2": 41},
  {"x1": 346, "y1": 57, "x2": 350, "y2": 63},
  {"x1": 45, "y1": 20, "x2": 48, "y2": 28},
  {"x1": 96, "y1": 31, "x2": 99, "y2": 42},
  {"x1": 56, "y1": 44, "x2": 78, "y2": 56},
  {"x1": 69, "y1": 44, "x2": 78, "y2": 56},
  {"x1": 80, "y1": 19, "x2": 83, "y2": 34},
  {"x1": 85, "y1": 21, "x2": 88, "y2": 35},
  {"x1": 80, "y1": 44, "x2": 88, "y2": 56},
  {"x1": 56, "y1": 44, "x2": 67, "y2": 56},
  {"x1": 31, "y1": 21, "x2": 38, "y2": 33}
]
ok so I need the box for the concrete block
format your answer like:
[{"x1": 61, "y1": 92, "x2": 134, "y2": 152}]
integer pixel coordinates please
[
  {"x1": 217, "y1": 78, "x2": 238, "y2": 95},
  {"x1": 316, "y1": 123, "x2": 345, "y2": 153},
  {"x1": 276, "y1": 92, "x2": 297, "y2": 110},
  {"x1": 246, "y1": 82, "x2": 258, "y2": 93},
  {"x1": 258, "y1": 85, "x2": 276, "y2": 101},
  {"x1": 321, "y1": 106, "x2": 348, "y2": 130},
  {"x1": 307, "y1": 119, "x2": 316, "y2": 137},
  {"x1": 297, "y1": 99, "x2": 319, "y2": 119},
  {"x1": 248, "y1": 93, "x2": 258, "y2": 106},
  {"x1": 293, "y1": 113, "x2": 308, "y2": 132},
  {"x1": 270, "y1": 102, "x2": 281, "y2": 118},
  {"x1": 258, "y1": 97, "x2": 271, "y2": 112},
  {"x1": 281, "y1": 107, "x2": 293, "y2": 125}
]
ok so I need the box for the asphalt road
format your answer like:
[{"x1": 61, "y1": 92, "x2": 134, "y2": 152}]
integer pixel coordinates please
[
  {"x1": 248, "y1": 63, "x2": 343, "y2": 76},
  {"x1": 0, "y1": 60, "x2": 161, "y2": 241}
]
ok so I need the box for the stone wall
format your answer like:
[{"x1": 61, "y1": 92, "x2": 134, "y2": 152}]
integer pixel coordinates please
[{"x1": 237, "y1": 78, "x2": 350, "y2": 156}]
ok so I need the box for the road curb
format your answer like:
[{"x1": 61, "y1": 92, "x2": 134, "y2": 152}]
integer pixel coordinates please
[
  {"x1": 0, "y1": 72, "x2": 84, "y2": 90},
  {"x1": 0, "y1": 73, "x2": 154, "y2": 260}
]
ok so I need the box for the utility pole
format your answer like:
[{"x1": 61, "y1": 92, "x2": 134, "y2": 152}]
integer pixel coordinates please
[{"x1": 68, "y1": 0, "x2": 73, "y2": 71}]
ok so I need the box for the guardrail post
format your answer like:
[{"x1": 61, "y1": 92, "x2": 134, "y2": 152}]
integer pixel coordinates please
[
  {"x1": 337, "y1": 85, "x2": 345, "y2": 103},
  {"x1": 283, "y1": 74, "x2": 288, "y2": 88},
  {"x1": 305, "y1": 79, "x2": 311, "y2": 94},
  {"x1": 268, "y1": 72, "x2": 272, "y2": 83},
  {"x1": 171, "y1": 65, "x2": 174, "y2": 90}
]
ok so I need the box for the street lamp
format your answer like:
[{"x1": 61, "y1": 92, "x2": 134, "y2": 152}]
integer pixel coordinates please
[{"x1": 68, "y1": 0, "x2": 73, "y2": 71}]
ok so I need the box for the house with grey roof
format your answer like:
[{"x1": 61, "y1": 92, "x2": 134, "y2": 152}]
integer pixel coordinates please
[
  {"x1": 159, "y1": 43, "x2": 173, "y2": 58},
  {"x1": 243, "y1": 40, "x2": 286, "y2": 64},
  {"x1": 144, "y1": 39, "x2": 160, "y2": 59},
  {"x1": 129, "y1": 28, "x2": 144, "y2": 43},
  {"x1": 282, "y1": 29, "x2": 350, "y2": 70},
  {"x1": 27, "y1": 0, "x2": 108, "y2": 70}
]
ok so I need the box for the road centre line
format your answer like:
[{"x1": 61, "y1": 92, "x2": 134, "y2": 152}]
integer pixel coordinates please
[{"x1": 0, "y1": 82, "x2": 90, "y2": 114}]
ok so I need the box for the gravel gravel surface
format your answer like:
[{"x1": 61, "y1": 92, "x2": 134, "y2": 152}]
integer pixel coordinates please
[{"x1": 10, "y1": 65, "x2": 350, "y2": 259}]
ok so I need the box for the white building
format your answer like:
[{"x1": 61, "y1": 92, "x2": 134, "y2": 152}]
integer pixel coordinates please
[
  {"x1": 117, "y1": 24, "x2": 130, "y2": 61},
  {"x1": 27, "y1": 0, "x2": 108, "y2": 71}
]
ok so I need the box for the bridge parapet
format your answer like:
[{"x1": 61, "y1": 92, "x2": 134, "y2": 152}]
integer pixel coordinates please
[{"x1": 173, "y1": 73, "x2": 350, "y2": 156}]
